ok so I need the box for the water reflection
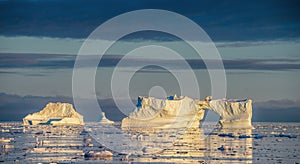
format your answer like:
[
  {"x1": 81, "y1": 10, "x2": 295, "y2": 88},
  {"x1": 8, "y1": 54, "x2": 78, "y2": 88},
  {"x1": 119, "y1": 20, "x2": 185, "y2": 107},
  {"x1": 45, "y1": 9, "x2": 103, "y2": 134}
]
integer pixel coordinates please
[
  {"x1": 118, "y1": 124, "x2": 253, "y2": 163},
  {"x1": 206, "y1": 128, "x2": 252, "y2": 160},
  {"x1": 1, "y1": 122, "x2": 254, "y2": 163}
]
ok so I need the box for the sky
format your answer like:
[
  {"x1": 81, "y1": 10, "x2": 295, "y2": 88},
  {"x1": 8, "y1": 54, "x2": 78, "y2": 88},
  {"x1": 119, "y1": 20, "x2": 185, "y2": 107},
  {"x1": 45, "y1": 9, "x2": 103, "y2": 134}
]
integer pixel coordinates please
[{"x1": 0, "y1": 0, "x2": 300, "y2": 122}]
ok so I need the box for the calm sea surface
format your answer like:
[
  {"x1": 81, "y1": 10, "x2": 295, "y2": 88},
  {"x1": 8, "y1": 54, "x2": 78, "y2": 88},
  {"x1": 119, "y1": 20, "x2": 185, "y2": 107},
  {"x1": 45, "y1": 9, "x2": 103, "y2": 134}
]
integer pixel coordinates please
[{"x1": 0, "y1": 122, "x2": 299, "y2": 163}]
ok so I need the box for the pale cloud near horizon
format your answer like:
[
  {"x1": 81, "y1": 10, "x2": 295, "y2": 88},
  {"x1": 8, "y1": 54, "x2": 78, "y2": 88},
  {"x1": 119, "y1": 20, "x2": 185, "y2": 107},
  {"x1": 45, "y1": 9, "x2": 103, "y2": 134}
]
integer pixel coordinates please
[{"x1": 1, "y1": 36, "x2": 300, "y2": 60}]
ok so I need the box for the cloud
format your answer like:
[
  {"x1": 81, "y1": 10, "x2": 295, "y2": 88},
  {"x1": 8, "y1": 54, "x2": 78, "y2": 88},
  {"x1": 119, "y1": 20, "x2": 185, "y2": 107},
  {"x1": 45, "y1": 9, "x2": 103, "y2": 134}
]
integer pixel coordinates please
[
  {"x1": 0, "y1": 53, "x2": 75, "y2": 69},
  {"x1": 253, "y1": 99, "x2": 300, "y2": 122},
  {"x1": 0, "y1": 0, "x2": 299, "y2": 41},
  {"x1": 216, "y1": 40, "x2": 300, "y2": 48},
  {"x1": 0, "y1": 92, "x2": 299, "y2": 122},
  {"x1": 254, "y1": 99, "x2": 300, "y2": 110},
  {"x1": 1, "y1": 53, "x2": 300, "y2": 71}
]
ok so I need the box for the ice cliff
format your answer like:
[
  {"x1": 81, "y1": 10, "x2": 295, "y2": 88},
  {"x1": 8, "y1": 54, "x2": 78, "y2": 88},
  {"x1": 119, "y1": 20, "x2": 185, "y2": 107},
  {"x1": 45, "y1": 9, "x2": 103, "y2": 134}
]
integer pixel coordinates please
[
  {"x1": 122, "y1": 96, "x2": 205, "y2": 129},
  {"x1": 23, "y1": 102, "x2": 84, "y2": 126},
  {"x1": 122, "y1": 96, "x2": 252, "y2": 129}
]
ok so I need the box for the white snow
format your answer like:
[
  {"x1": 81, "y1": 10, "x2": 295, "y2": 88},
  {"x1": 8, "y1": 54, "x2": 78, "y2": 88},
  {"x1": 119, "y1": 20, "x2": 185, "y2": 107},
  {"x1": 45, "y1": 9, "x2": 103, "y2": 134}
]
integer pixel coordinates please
[{"x1": 23, "y1": 102, "x2": 84, "y2": 126}]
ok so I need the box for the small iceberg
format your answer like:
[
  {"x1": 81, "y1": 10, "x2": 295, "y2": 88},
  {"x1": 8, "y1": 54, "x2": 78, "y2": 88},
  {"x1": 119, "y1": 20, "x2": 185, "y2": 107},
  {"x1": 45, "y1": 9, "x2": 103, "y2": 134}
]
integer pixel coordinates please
[{"x1": 99, "y1": 112, "x2": 114, "y2": 124}]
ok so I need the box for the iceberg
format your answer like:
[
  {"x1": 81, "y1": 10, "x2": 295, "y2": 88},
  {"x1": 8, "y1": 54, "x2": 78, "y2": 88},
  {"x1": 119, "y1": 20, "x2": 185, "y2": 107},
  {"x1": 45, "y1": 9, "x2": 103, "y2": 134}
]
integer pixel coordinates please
[
  {"x1": 23, "y1": 102, "x2": 84, "y2": 126},
  {"x1": 99, "y1": 112, "x2": 114, "y2": 124},
  {"x1": 208, "y1": 99, "x2": 253, "y2": 128},
  {"x1": 122, "y1": 96, "x2": 205, "y2": 129},
  {"x1": 122, "y1": 95, "x2": 253, "y2": 129}
]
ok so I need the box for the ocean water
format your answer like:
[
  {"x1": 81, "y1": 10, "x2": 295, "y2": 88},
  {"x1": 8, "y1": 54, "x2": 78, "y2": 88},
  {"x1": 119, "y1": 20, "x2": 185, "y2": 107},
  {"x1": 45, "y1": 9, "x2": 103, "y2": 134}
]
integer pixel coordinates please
[{"x1": 0, "y1": 122, "x2": 299, "y2": 163}]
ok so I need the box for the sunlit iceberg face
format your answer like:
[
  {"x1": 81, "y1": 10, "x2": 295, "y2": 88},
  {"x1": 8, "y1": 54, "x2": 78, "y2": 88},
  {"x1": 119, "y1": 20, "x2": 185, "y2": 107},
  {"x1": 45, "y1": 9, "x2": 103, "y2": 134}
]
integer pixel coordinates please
[
  {"x1": 122, "y1": 96, "x2": 205, "y2": 129},
  {"x1": 23, "y1": 102, "x2": 84, "y2": 126}
]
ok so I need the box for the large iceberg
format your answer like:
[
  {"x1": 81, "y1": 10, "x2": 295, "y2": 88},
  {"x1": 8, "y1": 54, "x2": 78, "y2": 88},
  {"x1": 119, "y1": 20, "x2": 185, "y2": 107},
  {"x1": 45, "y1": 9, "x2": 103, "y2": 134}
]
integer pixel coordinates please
[
  {"x1": 122, "y1": 96, "x2": 205, "y2": 129},
  {"x1": 23, "y1": 102, "x2": 84, "y2": 126},
  {"x1": 122, "y1": 95, "x2": 252, "y2": 129}
]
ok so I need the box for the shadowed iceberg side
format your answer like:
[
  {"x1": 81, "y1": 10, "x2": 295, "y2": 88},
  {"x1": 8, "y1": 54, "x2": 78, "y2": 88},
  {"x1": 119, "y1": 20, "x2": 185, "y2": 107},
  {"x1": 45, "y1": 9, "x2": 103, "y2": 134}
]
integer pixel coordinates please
[{"x1": 23, "y1": 102, "x2": 84, "y2": 126}]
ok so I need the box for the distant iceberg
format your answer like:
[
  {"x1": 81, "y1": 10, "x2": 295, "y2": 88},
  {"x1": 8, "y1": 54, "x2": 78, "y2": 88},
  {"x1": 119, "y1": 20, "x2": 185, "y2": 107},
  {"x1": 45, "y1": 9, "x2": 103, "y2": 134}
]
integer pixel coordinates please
[
  {"x1": 23, "y1": 102, "x2": 84, "y2": 126},
  {"x1": 99, "y1": 112, "x2": 114, "y2": 124},
  {"x1": 122, "y1": 95, "x2": 252, "y2": 129}
]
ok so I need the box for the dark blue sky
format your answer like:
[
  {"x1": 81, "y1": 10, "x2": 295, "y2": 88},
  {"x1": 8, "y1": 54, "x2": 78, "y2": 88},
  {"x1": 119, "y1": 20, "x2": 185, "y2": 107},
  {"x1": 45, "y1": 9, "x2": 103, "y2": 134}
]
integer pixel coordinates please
[{"x1": 1, "y1": 0, "x2": 300, "y2": 41}]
